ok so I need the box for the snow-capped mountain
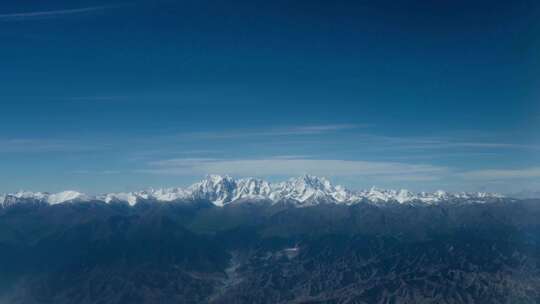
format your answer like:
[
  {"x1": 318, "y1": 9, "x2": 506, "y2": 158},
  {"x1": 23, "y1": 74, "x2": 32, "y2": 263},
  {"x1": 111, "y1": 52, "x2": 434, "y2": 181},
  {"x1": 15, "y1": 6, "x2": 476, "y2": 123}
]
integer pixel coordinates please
[
  {"x1": 0, "y1": 175, "x2": 506, "y2": 208},
  {"x1": 0, "y1": 190, "x2": 87, "y2": 207},
  {"x1": 269, "y1": 175, "x2": 357, "y2": 206}
]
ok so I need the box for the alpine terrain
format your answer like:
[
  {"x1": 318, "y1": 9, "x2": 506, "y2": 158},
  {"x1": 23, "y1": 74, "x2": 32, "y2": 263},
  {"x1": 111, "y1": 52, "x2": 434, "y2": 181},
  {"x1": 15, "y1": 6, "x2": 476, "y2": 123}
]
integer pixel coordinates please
[{"x1": 0, "y1": 175, "x2": 538, "y2": 304}]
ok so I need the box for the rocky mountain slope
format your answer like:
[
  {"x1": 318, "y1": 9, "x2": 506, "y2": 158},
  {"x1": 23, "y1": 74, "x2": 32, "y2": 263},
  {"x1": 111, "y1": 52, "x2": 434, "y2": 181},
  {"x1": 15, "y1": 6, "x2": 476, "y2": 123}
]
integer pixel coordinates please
[{"x1": 0, "y1": 196, "x2": 538, "y2": 303}]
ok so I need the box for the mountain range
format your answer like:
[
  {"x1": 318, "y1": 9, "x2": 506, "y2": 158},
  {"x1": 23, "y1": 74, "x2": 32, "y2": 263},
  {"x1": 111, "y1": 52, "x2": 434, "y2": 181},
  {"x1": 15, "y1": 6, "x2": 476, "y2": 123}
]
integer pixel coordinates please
[
  {"x1": 0, "y1": 175, "x2": 507, "y2": 208},
  {"x1": 0, "y1": 175, "x2": 538, "y2": 303}
]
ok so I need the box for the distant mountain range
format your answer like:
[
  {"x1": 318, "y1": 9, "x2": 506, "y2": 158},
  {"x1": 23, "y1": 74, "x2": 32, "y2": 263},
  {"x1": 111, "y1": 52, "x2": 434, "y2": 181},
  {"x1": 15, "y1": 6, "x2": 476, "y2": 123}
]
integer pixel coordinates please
[
  {"x1": 0, "y1": 175, "x2": 508, "y2": 208},
  {"x1": 0, "y1": 175, "x2": 538, "y2": 303}
]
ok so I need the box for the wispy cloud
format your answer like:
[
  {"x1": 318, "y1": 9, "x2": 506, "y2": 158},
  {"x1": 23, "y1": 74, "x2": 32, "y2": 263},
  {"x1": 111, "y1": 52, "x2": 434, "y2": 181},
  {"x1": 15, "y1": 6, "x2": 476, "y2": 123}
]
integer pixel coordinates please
[
  {"x1": 177, "y1": 124, "x2": 363, "y2": 140},
  {"x1": 142, "y1": 157, "x2": 448, "y2": 181},
  {"x1": 62, "y1": 96, "x2": 130, "y2": 102},
  {"x1": 72, "y1": 170, "x2": 121, "y2": 175},
  {"x1": 459, "y1": 167, "x2": 540, "y2": 180},
  {"x1": 0, "y1": 5, "x2": 123, "y2": 21},
  {"x1": 126, "y1": 149, "x2": 223, "y2": 162},
  {"x1": 289, "y1": 124, "x2": 363, "y2": 133},
  {"x1": 347, "y1": 134, "x2": 540, "y2": 152},
  {"x1": 0, "y1": 139, "x2": 106, "y2": 153}
]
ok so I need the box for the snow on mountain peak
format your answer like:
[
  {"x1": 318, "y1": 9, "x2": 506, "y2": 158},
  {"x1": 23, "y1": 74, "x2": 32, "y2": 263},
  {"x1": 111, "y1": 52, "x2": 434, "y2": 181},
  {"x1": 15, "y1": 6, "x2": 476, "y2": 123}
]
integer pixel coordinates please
[
  {"x1": 0, "y1": 175, "x2": 507, "y2": 208},
  {"x1": 0, "y1": 190, "x2": 85, "y2": 206},
  {"x1": 271, "y1": 174, "x2": 355, "y2": 205},
  {"x1": 46, "y1": 191, "x2": 85, "y2": 204},
  {"x1": 188, "y1": 174, "x2": 237, "y2": 206}
]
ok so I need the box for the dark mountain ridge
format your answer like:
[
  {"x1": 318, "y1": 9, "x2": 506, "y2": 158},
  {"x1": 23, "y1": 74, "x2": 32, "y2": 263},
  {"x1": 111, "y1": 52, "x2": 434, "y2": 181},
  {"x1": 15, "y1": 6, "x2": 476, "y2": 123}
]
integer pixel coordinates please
[{"x1": 0, "y1": 199, "x2": 539, "y2": 303}]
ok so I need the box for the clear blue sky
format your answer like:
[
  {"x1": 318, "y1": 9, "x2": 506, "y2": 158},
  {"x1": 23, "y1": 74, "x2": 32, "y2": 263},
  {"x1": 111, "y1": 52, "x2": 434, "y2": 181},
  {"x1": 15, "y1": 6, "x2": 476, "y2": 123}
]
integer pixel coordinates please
[{"x1": 0, "y1": 0, "x2": 539, "y2": 194}]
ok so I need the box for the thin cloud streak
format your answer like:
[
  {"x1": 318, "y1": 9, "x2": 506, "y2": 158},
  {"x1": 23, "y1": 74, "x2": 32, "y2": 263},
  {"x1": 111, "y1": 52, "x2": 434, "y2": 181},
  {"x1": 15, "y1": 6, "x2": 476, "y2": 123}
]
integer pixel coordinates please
[
  {"x1": 350, "y1": 134, "x2": 540, "y2": 151},
  {"x1": 63, "y1": 96, "x2": 130, "y2": 102},
  {"x1": 142, "y1": 156, "x2": 540, "y2": 185},
  {"x1": 72, "y1": 170, "x2": 121, "y2": 175},
  {"x1": 459, "y1": 167, "x2": 540, "y2": 180},
  {"x1": 142, "y1": 157, "x2": 448, "y2": 181},
  {"x1": 0, "y1": 5, "x2": 123, "y2": 21},
  {"x1": 177, "y1": 124, "x2": 363, "y2": 140},
  {"x1": 0, "y1": 139, "x2": 107, "y2": 153}
]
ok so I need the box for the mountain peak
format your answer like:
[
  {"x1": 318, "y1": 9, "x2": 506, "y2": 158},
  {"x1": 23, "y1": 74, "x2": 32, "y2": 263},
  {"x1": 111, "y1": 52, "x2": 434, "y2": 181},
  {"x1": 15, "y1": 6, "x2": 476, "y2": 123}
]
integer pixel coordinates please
[
  {"x1": 292, "y1": 174, "x2": 332, "y2": 188},
  {"x1": 47, "y1": 191, "x2": 85, "y2": 204},
  {"x1": 0, "y1": 176, "x2": 507, "y2": 208},
  {"x1": 204, "y1": 174, "x2": 233, "y2": 184}
]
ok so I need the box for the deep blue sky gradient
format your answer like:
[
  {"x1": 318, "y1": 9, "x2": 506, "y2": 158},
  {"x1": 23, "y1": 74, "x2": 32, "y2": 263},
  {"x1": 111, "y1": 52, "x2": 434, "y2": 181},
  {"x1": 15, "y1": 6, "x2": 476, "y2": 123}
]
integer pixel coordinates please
[{"x1": 0, "y1": 0, "x2": 539, "y2": 193}]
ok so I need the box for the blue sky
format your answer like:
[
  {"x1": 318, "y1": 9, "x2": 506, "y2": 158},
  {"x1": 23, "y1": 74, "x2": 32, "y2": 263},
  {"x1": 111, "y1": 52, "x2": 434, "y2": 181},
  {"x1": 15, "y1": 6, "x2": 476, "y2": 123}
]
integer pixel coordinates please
[{"x1": 0, "y1": 0, "x2": 539, "y2": 194}]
